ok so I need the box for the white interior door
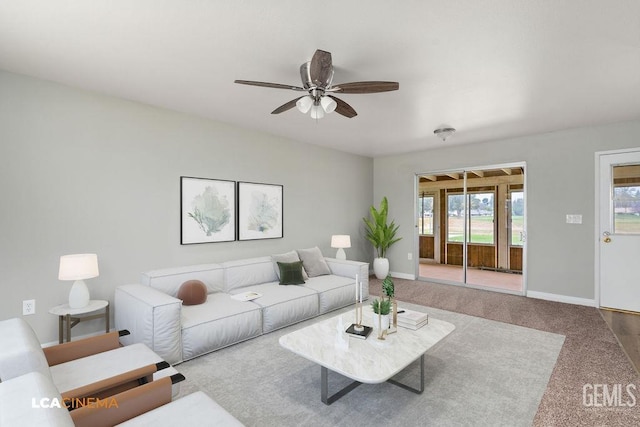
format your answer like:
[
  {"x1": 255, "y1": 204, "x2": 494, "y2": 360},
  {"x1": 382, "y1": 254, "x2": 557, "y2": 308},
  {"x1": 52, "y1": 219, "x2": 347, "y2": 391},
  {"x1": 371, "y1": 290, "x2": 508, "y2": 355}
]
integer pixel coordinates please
[{"x1": 598, "y1": 150, "x2": 640, "y2": 312}]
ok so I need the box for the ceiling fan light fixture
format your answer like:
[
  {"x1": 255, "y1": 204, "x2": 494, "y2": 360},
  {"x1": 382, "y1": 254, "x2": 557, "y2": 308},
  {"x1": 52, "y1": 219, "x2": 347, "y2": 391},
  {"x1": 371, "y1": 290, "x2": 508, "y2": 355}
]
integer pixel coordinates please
[
  {"x1": 434, "y1": 127, "x2": 456, "y2": 142},
  {"x1": 320, "y1": 96, "x2": 337, "y2": 114},
  {"x1": 235, "y1": 49, "x2": 399, "y2": 119},
  {"x1": 296, "y1": 96, "x2": 313, "y2": 114},
  {"x1": 310, "y1": 104, "x2": 325, "y2": 119}
]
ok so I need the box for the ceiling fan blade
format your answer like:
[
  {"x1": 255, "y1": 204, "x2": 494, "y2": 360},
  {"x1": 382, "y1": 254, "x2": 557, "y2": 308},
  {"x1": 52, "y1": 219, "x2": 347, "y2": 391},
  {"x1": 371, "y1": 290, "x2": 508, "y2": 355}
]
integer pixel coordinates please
[
  {"x1": 234, "y1": 80, "x2": 305, "y2": 91},
  {"x1": 327, "y1": 95, "x2": 357, "y2": 118},
  {"x1": 331, "y1": 81, "x2": 399, "y2": 94},
  {"x1": 271, "y1": 97, "x2": 303, "y2": 114},
  {"x1": 309, "y1": 49, "x2": 333, "y2": 88}
]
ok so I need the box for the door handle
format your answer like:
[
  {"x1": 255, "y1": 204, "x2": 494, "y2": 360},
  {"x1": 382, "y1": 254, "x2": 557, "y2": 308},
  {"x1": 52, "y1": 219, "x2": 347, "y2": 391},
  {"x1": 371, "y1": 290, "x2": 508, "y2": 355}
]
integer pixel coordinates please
[{"x1": 603, "y1": 231, "x2": 612, "y2": 243}]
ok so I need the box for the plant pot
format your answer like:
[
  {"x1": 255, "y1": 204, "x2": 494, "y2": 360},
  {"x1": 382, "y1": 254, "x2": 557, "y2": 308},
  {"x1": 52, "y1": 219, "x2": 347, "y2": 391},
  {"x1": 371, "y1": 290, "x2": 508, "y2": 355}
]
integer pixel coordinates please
[
  {"x1": 372, "y1": 313, "x2": 390, "y2": 331},
  {"x1": 373, "y1": 257, "x2": 389, "y2": 279}
]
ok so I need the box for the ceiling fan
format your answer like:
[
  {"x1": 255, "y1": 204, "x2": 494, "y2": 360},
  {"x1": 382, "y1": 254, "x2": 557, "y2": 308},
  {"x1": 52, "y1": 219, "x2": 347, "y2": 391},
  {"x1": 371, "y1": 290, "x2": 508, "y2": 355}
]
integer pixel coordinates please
[{"x1": 234, "y1": 49, "x2": 399, "y2": 119}]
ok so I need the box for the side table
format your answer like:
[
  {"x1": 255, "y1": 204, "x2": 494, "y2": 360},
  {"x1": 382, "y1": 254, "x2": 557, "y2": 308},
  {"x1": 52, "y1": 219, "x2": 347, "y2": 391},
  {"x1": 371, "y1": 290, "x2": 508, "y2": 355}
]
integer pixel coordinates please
[{"x1": 48, "y1": 300, "x2": 110, "y2": 344}]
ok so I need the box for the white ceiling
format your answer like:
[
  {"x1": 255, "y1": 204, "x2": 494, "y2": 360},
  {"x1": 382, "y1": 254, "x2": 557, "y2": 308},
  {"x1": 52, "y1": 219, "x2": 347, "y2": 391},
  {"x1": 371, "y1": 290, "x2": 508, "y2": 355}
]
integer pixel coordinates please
[{"x1": 1, "y1": 1, "x2": 639, "y2": 158}]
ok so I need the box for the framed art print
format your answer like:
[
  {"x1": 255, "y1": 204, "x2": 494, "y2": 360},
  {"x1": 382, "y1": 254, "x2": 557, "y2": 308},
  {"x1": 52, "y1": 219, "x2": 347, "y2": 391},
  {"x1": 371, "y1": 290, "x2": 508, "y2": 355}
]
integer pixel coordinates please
[
  {"x1": 238, "y1": 182, "x2": 283, "y2": 241},
  {"x1": 181, "y1": 176, "x2": 236, "y2": 244}
]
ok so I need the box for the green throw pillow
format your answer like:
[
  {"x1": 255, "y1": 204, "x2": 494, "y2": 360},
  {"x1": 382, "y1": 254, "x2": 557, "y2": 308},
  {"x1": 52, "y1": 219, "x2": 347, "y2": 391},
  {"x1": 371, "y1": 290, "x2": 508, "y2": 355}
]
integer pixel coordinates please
[{"x1": 277, "y1": 261, "x2": 306, "y2": 285}]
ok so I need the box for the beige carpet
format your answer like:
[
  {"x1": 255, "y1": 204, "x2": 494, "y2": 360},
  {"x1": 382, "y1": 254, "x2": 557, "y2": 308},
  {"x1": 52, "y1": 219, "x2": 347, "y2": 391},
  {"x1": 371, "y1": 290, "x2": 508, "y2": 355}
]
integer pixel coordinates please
[{"x1": 368, "y1": 277, "x2": 640, "y2": 426}]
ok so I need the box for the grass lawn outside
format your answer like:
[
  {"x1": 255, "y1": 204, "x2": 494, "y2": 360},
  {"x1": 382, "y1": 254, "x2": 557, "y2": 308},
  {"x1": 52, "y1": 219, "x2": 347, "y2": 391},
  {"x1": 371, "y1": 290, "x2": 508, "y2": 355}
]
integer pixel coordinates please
[
  {"x1": 615, "y1": 213, "x2": 640, "y2": 233},
  {"x1": 447, "y1": 215, "x2": 525, "y2": 245}
]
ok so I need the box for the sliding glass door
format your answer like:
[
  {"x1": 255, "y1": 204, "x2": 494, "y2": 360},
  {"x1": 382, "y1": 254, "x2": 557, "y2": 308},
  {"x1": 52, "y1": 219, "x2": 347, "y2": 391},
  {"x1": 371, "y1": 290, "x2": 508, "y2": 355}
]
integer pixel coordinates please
[{"x1": 416, "y1": 164, "x2": 526, "y2": 295}]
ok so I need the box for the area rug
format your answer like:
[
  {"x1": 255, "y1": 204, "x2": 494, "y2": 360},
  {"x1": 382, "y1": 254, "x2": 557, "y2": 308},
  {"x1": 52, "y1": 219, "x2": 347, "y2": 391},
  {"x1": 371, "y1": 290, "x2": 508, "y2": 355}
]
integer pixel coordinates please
[{"x1": 177, "y1": 302, "x2": 565, "y2": 427}]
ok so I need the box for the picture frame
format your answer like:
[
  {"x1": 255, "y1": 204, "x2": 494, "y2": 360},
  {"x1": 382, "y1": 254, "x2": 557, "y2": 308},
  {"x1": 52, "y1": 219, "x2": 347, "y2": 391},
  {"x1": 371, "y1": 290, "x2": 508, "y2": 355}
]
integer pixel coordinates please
[
  {"x1": 181, "y1": 176, "x2": 236, "y2": 244},
  {"x1": 238, "y1": 181, "x2": 283, "y2": 241}
]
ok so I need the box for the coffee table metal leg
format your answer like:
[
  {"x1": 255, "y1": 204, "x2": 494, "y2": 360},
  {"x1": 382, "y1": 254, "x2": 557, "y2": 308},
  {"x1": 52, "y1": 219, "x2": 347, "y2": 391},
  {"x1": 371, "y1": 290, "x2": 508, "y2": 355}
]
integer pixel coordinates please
[
  {"x1": 320, "y1": 354, "x2": 424, "y2": 404},
  {"x1": 387, "y1": 354, "x2": 425, "y2": 394},
  {"x1": 321, "y1": 366, "x2": 362, "y2": 405}
]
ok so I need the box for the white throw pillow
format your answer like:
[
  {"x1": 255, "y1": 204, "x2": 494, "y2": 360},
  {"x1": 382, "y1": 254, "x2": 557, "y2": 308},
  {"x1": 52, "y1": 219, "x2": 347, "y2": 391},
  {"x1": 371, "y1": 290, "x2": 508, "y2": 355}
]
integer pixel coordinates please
[{"x1": 297, "y1": 247, "x2": 331, "y2": 277}]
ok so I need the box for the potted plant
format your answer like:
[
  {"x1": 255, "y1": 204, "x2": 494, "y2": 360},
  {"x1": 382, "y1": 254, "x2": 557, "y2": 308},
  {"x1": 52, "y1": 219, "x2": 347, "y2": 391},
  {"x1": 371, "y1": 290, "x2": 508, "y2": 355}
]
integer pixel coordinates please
[
  {"x1": 382, "y1": 274, "x2": 398, "y2": 330},
  {"x1": 363, "y1": 196, "x2": 402, "y2": 279},
  {"x1": 371, "y1": 298, "x2": 391, "y2": 330},
  {"x1": 382, "y1": 274, "x2": 394, "y2": 299}
]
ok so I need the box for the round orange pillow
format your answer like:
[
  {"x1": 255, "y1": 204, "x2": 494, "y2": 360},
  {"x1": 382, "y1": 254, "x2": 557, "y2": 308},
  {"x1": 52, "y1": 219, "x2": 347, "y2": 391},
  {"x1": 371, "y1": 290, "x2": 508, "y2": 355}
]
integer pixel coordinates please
[{"x1": 177, "y1": 280, "x2": 207, "y2": 305}]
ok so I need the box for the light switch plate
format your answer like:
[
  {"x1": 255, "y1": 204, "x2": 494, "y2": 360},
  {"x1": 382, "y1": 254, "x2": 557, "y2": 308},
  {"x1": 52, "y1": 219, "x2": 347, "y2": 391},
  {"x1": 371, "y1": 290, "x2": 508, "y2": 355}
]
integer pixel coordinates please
[{"x1": 566, "y1": 214, "x2": 582, "y2": 224}]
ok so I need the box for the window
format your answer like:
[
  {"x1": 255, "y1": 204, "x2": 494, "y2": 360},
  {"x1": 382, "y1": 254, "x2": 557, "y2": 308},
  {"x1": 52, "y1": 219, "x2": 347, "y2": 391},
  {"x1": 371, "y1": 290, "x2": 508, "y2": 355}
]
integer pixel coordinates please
[
  {"x1": 447, "y1": 192, "x2": 495, "y2": 244},
  {"x1": 511, "y1": 191, "x2": 524, "y2": 245},
  {"x1": 613, "y1": 185, "x2": 640, "y2": 234},
  {"x1": 447, "y1": 194, "x2": 464, "y2": 242},
  {"x1": 418, "y1": 194, "x2": 434, "y2": 235},
  {"x1": 468, "y1": 193, "x2": 494, "y2": 244}
]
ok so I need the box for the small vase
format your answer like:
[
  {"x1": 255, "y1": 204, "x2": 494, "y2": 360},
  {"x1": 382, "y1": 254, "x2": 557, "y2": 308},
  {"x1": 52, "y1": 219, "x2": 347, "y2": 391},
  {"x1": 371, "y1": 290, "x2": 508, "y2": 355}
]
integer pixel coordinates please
[
  {"x1": 373, "y1": 257, "x2": 389, "y2": 280},
  {"x1": 372, "y1": 313, "x2": 390, "y2": 331}
]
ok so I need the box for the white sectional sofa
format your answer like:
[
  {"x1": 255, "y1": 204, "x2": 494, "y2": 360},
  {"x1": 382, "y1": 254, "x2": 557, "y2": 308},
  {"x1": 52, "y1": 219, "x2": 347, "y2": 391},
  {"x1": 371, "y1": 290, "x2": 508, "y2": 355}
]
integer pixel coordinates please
[{"x1": 115, "y1": 252, "x2": 369, "y2": 364}]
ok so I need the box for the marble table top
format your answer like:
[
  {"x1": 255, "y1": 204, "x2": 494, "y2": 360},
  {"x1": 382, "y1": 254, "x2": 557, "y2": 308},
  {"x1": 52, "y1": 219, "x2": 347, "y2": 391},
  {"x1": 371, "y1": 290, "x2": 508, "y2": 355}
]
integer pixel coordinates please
[{"x1": 279, "y1": 305, "x2": 455, "y2": 384}]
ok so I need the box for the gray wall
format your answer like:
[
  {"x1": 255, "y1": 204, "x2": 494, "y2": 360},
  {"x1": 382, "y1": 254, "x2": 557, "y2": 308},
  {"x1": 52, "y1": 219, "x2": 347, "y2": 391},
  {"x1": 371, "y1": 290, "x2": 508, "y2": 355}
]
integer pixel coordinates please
[
  {"x1": 0, "y1": 71, "x2": 373, "y2": 342},
  {"x1": 374, "y1": 121, "x2": 640, "y2": 301}
]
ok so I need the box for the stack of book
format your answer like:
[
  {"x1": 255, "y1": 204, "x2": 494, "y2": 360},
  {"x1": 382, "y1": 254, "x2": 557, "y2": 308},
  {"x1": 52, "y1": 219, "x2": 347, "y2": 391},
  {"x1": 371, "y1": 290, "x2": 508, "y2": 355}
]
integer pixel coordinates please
[
  {"x1": 345, "y1": 324, "x2": 372, "y2": 340},
  {"x1": 397, "y1": 308, "x2": 429, "y2": 330}
]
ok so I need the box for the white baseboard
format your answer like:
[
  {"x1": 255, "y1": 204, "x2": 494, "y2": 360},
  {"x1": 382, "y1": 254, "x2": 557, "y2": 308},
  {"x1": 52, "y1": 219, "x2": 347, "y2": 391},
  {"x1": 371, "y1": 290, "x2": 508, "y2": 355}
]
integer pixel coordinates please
[
  {"x1": 366, "y1": 268, "x2": 416, "y2": 281},
  {"x1": 390, "y1": 271, "x2": 416, "y2": 280},
  {"x1": 526, "y1": 291, "x2": 596, "y2": 307}
]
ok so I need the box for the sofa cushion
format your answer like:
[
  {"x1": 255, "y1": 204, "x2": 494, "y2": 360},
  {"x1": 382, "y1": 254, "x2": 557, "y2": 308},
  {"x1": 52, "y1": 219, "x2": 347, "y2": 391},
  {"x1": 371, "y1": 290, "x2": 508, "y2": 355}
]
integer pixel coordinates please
[
  {"x1": 177, "y1": 280, "x2": 208, "y2": 305},
  {"x1": 277, "y1": 261, "x2": 305, "y2": 285},
  {"x1": 303, "y1": 275, "x2": 356, "y2": 314},
  {"x1": 0, "y1": 318, "x2": 52, "y2": 382},
  {"x1": 222, "y1": 257, "x2": 278, "y2": 292},
  {"x1": 141, "y1": 264, "x2": 224, "y2": 297},
  {"x1": 0, "y1": 372, "x2": 74, "y2": 427},
  {"x1": 229, "y1": 282, "x2": 319, "y2": 333},
  {"x1": 297, "y1": 247, "x2": 331, "y2": 277},
  {"x1": 181, "y1": 293, "x2": 262, "y2": 361},
  {"x1": 49, "y1": 343, "x2": 163, "y2": 396},
  {"x1": 271, "y1": 251, "x2": 309, "y2": 280},
  {"x1": 118, "y1": 391, "x2": 244, "y2": 427}
]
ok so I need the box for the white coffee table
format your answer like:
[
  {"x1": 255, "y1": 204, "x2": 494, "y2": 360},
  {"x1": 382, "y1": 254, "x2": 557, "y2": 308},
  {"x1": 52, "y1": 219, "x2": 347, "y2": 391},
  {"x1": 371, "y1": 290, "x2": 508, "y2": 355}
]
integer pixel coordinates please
[{"x1": 279, "y1": 306, "x2": 455, "y2": 405}]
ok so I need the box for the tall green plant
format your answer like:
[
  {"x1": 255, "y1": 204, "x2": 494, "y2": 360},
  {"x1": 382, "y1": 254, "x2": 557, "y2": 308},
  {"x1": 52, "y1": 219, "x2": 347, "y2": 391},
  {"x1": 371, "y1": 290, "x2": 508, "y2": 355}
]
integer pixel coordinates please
[{"x1": 363, "y1": 196, "x2": 402, "y2": 258}]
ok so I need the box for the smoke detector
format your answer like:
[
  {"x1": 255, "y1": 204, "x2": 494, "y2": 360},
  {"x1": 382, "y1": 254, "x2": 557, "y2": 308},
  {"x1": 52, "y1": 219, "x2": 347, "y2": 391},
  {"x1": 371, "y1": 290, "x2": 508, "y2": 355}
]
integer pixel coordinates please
[{"x1": 434, "y1": 127, "x2": 456, "y2": 142}]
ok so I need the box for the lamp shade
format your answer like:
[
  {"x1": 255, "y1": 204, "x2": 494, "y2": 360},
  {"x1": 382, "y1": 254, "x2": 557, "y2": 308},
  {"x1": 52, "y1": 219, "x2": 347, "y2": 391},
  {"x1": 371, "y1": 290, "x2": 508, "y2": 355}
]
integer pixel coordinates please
[
  {"x1": 320, "y1": 96, "x2": 337, "y2": 113},
  {"x1": 58, "y1": 254, "x2": 99, "y2": 281},
  {"x1": 310, "y1": 104, "x2": 325, "y2": 119},
  {"x1": 296, "y1": 96, "x2": 313, "y2": 114},
  {"x1": 331, "y1": 235, "x2": 351, "y2": 249}
]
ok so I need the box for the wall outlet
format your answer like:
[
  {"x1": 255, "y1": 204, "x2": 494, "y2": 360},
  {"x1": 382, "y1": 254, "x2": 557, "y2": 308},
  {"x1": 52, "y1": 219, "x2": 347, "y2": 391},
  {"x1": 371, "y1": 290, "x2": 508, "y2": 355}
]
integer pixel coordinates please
[
  {"x1": 408, "y1": 252, "x2": 413, "y2": 260},
  {"x1": 23, "y1": 299, "x2": 35, "y2": 315}
]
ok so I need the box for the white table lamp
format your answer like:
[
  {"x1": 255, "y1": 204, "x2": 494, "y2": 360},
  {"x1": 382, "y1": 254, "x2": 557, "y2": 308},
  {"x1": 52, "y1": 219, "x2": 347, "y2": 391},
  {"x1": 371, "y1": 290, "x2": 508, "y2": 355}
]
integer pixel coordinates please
[
  {"x1": 331, "y1": 235, "x2": 351, "y2": 260},
  {"x1": 58, "y1": 253, "x2": 99, "y2": 309}
]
